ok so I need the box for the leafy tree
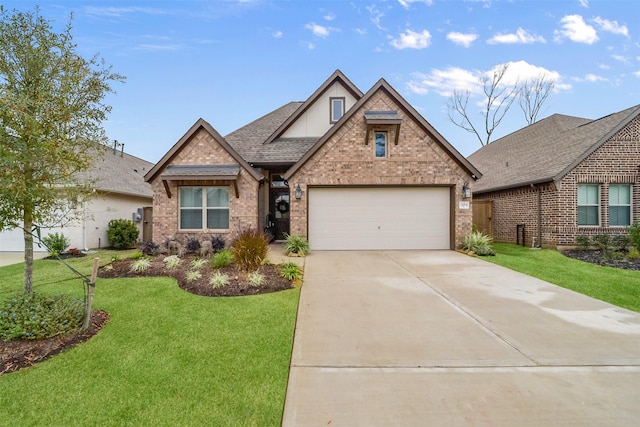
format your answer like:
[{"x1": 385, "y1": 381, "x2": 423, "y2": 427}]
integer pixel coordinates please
[{"x1": 0, "y1": 7, "x2": 124, "y2": 293}]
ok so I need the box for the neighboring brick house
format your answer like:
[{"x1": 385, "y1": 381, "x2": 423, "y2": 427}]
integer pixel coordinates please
[
  {"x1": 468, "y1": 104, "x2": 640, "y2": 249},
  {"x1": 145, "y1": 70, "x2": 481, "y2": 250}
]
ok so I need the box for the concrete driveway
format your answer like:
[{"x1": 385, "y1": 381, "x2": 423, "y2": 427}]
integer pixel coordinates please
[{"x1": 282, "y1": 251, "x2": 640, "y2": 426}]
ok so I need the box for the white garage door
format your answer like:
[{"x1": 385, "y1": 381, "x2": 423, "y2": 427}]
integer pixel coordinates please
[{"x1": 308, "y1": 187, "x2": 450, "y2": 250}]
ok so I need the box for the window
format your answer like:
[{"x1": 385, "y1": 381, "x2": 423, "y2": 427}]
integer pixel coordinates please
[
  {"x1": 180, "y1": 186, "x2": 230, "y2": 230},
  {"x1": 609, "y1": 184, "x2": 631, "y2": 226},
  {"x1": 374, "y1": 131, "x2": 387, "y2": 158},
  {"x1": 577, "y1": 184, "x2": 599, "y2": 226},
  {"x1": 330, "y1": 97, "x2": 345, "y2": 123}
]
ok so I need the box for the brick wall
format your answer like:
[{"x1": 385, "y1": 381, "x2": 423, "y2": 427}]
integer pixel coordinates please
[
  {"x1": 288, "y1": 89, "x2": 475, "y2": 248},
  {"x1": 475, "y1": 115, "x2": 640, "y2": 248},
  {"x1": 149, "y1": 128, "x2": 259, "y2": 245}
]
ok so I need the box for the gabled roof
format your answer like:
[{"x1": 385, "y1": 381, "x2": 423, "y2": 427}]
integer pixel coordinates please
[
  {"x1": 285, "y1": 78, "x2": 481, "y2": 180},
  {"x1": 144, "y1": 118, "x2": 263, "y2": 183},
  {"x1": 79, "y1": 148, "x2": 153, "y2": 198},
  {"x1": 225, "y1": 102, "x2": 306, "y2": 165},
  {"x1": 468, "y1": 104, "x2": 640, "y2": 193},
  {"x1": 263, "y1": 69, "x2": 364, "y2": 144}
]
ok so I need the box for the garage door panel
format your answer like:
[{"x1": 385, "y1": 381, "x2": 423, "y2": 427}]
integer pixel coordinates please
[{"x1": 309, "y1": 187, "x2": 450, "y2": 250}]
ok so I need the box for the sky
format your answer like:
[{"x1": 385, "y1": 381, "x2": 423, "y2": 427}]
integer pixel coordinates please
[{"x1": 5, "y1": 0, "x2": 640, "y2": 163}]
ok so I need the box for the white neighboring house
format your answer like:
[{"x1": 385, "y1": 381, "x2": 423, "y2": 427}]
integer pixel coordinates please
[{"x1": 0, "y1": 148, "x2": 154, "y2": 252}]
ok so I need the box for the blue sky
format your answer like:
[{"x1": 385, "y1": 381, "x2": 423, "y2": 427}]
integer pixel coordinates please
[{"x1": 6, "y1": 0, "x2": 639, "y2": 162}]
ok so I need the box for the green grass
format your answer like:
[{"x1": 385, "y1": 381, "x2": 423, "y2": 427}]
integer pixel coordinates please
[
  {"x1": 486, "y1": 243, "x2": 640, "y2": 312},
  {"x1": 0, "y1": 251, "x2": 300, "y2": 426}
]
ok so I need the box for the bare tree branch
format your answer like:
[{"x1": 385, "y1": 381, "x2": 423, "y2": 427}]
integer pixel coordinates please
[{"x1": 518, "y1": 73, "x2": 555, "y2": 124}]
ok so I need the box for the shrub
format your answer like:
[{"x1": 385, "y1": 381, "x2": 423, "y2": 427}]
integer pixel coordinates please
[
  {"x1": 461, "y1": 231, "x2": 495, "y2": 256},
  {"x1": 232, "y1": 229, "x2": 269, "y2": 272},
  {"x1": 185, "y1": 237, "x2": 201, "y2": 253},
  {"x1": 248, "y1": 270, "x2": 264, "y2": 287},
  {"x1": 107, "y1": 219, "x2": 139, "y2": 249},
  {"x1": 575, "y1": 235, "x2": 591, "y2": 250},
  {"x1": 628, "y1": 248, "x2": 640, "y2": 260},
  {"x1": 211, "y1": 235, "x2": 226, "y2": 252},
  {"x1": 211, "y1": 249, "x2": 234, "y2": 269},
  {"x1": 280, "y1": 262, "x2": 302, "y2": 281},
  {"x1": 130, "y1": 251, "x2": 144, "y2": 260},
  {"x1": 139, "y1": 240, "x2": 160, "y2": 256},
  {"x1": 628, "y1": 222, "x2": 640, "y2": 252},
  {"x1": 613, "y1": 234, "x2": 631, "y2": 252},
  {"x1": 0, "y1": 292, "x2": 84, "y2": 341},
  {"x1": 163, "y1": 255, "x2": 181, "y2": 270},
  {"x1": 210, "y1": 271, "x2": 229, "y2": 289},
  {"x1": 284, "y1": 234, "x2": 310, "y2": 256},
  {"x1": 190, "y1": 258, "x2": 207, "y2": 270},
  {"x1": 592, "y1": 234, "x2": 611, "y2": 251},
  {"x1": 130, "y1": 257, "x2": 152, "y2": 273},
  {"x1": 186, "y1": 270, "x2": 202, "y2": 282},
  {"x1": 42, "y1": 232, "x2": 70, "y2": 256}
]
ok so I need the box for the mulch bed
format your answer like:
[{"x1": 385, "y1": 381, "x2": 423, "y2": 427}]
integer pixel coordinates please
[
  {"x1": 97, "y1": 253, "x2": 294, "y2": 296},
  {"x1": 2, "y1": 253, "x2": 295, "y2": 375},
  {"x1": 0, "y1": 310, "x2": 109, "y2": 376},
  {"x1": 562, "y1": 250, "x2": 640, "y2": 271}
]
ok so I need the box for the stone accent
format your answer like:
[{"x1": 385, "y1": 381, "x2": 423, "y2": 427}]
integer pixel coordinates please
[
  {"x1": 149, "y1": 128, "x2": 259, "y2": 245},
  {"x1": 474, "y1": 116, "x2": 640, "y2": 248},
  {"x1": 287, "y1": 90, "x2": 475, "y2": 249}
]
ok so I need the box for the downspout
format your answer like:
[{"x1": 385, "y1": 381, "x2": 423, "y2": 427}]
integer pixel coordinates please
[{"x1": 537, "y1": 184, "x2": 542, "y2": 248}]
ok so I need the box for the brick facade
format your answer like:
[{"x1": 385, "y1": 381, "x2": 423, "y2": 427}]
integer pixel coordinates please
[
  {"x1": 287, "y1": 89, "x2": 475, "y2": 249},
  {"x1": 474, "y1": 116, "x2": 640, "y2": 248},
  {"x1": 149, "y1": 128, "x2": 259, "y2": 245}
]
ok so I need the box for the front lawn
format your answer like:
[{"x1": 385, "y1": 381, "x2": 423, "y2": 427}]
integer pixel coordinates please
[
  {"x1": 485, "y1": 243, "x2": 640, "y2": 312},
  {"x1": 0, "y1": 252, "x2": 299, "y2": 426}
]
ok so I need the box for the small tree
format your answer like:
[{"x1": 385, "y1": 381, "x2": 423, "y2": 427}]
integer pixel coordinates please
[
  {"x1": 518, "y1": 73, "x2": 555, "y2": 125},
  {"x1": 107, "y1": 219, "x2": 139, "y2": 250},
  {"x1": 0, "y1": 7, "x2": 124, "y2": 293}
]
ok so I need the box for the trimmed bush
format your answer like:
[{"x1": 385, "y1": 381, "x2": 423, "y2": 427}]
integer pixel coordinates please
[
  {"x1": 575, "y1": 235, "x2": 591, "y2": 250},
  {"x1": 107, "y1": 219, "x2": 139, "y2": 249},
  {"x1": 232, "y1": 229, "x2": 269, "y2": 272},
  {"x1": 42, "y1": 232, "x2": 70, "y2": 256},
  {"x1": 0, "y1": 292, "x2": 84, "y2": 340}
]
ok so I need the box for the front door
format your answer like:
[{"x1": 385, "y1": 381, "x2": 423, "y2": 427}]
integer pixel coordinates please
[{"x1": 270, "y1": 189, "x2": 290, "y2": 240}]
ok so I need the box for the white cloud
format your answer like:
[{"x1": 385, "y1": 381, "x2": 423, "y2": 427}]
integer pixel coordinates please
[
  {"x1": 407, "y1": 67, "x2": 479, "y2": 96},
  {"x1": 355, "y1": 28, "x2": 367, "y2": 36},
  {"x1": 593, "y1": 17, "x2": 629, "y2": 37},
  {"x1": 305, "y1": 22, "x2": 331, "y2": 38},
  {"x1": 84, "y1": 6, "x2": 169, "y2": 17},
  {"x1": 487, "y1": 28, "x2": 546, "y2": 44},
  {"x1": 390, "y1": 29, "x2": 432, "y2": 49},
  {"x1": 554, "y1": 15, "x2": 598, "y2": 44},
  {"x1": 446, "y1": 32, "x2": 479, "y2": 47},
  {"x1": 573, "y1": 73, "x2": 607, "y2": 82},
  {"x1": 633, "y1": 70, "x2": 640, "y2": 78},
  {"x1": 272, "y1": 30, "x2": 283, "y2": 38},
  {"x1": 366, "y1": 5, "x2": 386, "y2": 31},
  {"x1": 579, "y1": 0, "x2": 589, "y2": 7},
  {"x1": 300, "y1": 41, "x2": 315, "y2": 50},
  {"x1": 407, "y1": 60, "x2": 570, "y2": 97},
  {"x1": 324, "y1": 13, "x2": 336, "y2": 21},
  {"x1": 397, "y1": 0, "x2": 433, "y2": 8}
]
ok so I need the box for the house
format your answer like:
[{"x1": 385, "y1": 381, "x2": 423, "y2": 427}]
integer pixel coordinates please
[
  {"x1": 144, "y1": 70, "x2": 481, "y2": 251},
  {"x1": 0, "y1": 147, "x2": 154, "y2": 252},
  {"x1": 468, "y1": 104, "x2": 640, "y2": 249}
]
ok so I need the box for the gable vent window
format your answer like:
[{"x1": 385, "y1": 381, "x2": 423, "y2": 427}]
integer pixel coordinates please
[{"x1": 330, "y1": 97, "x2": 345, "y2": 123}]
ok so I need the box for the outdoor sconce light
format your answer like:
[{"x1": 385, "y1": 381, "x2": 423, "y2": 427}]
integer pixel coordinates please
[
  {"x1": 462, "y1": 182, "x2": 471, "y2": 199},
  {"x1": 295, "y1": 184, "x2": 303, "y2": 200}
]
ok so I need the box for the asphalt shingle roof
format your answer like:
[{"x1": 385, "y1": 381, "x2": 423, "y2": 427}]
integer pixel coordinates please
[
  {"x1": 468, "y1": 105, "x2": 640, "y2": 193},
  {"x1": 225, "y1": 102, "x2": 308, "y2": 165},
  {"x1": 81, "y1": 148, "x2": 154, "y2": 198}
]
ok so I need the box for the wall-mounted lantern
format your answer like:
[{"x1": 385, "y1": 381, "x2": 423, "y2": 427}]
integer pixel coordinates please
[
  {"x1": 462, "y1": 182, "x2": 471, "y2": 199},
  {"x1": 295, "y1": 184, "x2": 303, "y2": 200}
]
